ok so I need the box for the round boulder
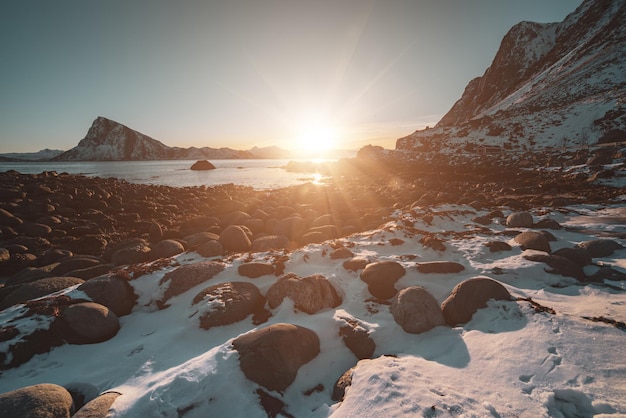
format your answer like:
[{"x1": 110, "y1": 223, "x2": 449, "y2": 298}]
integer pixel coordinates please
[
  {"x1": 251, "y1": 235, "x2": 289, "y2": 252},
  {"x1": 219, "y1": 225, "x2": 252, "y2": 252},
  {"x1": 197, "y1": 240, "x2": 224, "y2": 258},
  {"x1": 157, "y1": 261, "x2": 225, "y2": 306},
  {"x1": 514, "y1": 231, "x2": 551, "y2": 253},
  {"x1": 359, "y1": 260, "x2": 405, "y2": 299},
  {"x1": 576, "y1": 239, "x2": 624, "y2": 258},
  {"x1": 238, "y1": 262, "x2": 274, "y2": 278},
  {"x1": 266, "y1": 273, "x2": 342, "y2": 314},
  {"x1": 441, "y1": 277, "x2": 512, "y2": 326},
  {"x1": 0, "y1": 276, "x2": 85, "y2": 310},
  {"x1": 552, "y1": 247, "x2": 593, "y2": 267},
  {"x1": 391, "y1": 286, "x2": 445, "y2": 334},
  {"x1": 416, "y1": 261, "x2": 464, "y2": 274},
  {"x1": 190, "y1": 160, "x2": 216, "y2": 170},
  {"x1": 0, "y1": 383, "x2": 74, "y2": 418},
  {"x1": 192, "y1": 281, "x2": 265, "y2": 329},
  {"x1": 506, "y1": 212, "x2": 534, "y2": 228},
  {"x1": 72, "y1": 391, "x2": 121, "y2": 418},
  {"x1": 149, "y1": 239, "x2": 185, "y2": 260},
  {"x1": 232, "y1": 323, "x2": 320, "y2": 392},
  {"x1": 78, "y1": 275, "x2": 137, "y2": 316},
  {"x1": 58, "y1": 302, "x2": 120, "y2": 344}
]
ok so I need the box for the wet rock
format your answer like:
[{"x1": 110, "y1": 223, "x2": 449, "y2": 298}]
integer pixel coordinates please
[
  {"x1": 0, "y1": 383, "x2": 74, "y2": 418},
  {"x1": 359, "y1": 260, "x2": 405, "y2": 299},
  {"x1": 58, "y1": 302, "x2": 120, "y2": 344},
  {"x1": 238, "y1": 262, "x2": 274, "y2": 278},
  {"x1": 441, "y1": 277, "x2": 512, "y2": 326},
  {"x1": 232, "y1": 323, "x2": 320, "y2": 392},
  {"x1": 416, "y1": 261, "x2": 464, "y2": 274},
  {"x1": 514, "y1": 231, "x2": 551, "y2": 253},
  {"x1": 192, "y1": 281, "x2": 265, "y2": 329},
  {"x1": 506, "y1": 212, "x2": 534, "y2": 228},
  {"x1": 391, "y1": 286, "x2": 445, "y2": 334},
  {"x1": 266, "y1": 273, "x2": 341, "y2": 314}
]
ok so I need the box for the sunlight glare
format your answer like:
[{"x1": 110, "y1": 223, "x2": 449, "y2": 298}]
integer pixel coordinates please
[{"x1": 295, "y1": 123, "x2": 339, "y2": 156}]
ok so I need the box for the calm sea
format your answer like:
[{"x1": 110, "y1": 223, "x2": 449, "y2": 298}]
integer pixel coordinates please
[{"x1": 0, "y1": 159, "x2": 329, "y2": 190}]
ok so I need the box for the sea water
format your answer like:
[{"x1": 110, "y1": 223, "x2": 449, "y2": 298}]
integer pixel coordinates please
[{"x1": 0, "y1": 159, "x2": 328, "y2": 190}]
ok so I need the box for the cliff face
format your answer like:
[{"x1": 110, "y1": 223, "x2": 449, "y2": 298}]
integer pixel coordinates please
[
  {"x1": 398, "y1": 0, "x2": 626, "y2": 153},
  {"x1": 53, "y1": 117, "x2": 253, "y2": 161}
]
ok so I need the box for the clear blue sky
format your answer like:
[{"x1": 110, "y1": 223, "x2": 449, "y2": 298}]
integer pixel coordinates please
[{"x1": 0, "y1": 0, "x2": 582, "y2": 153}]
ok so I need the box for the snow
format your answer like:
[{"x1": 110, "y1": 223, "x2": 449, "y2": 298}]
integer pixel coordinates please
[{"x1": 0, "y1": 196, "x2": 625, "y2": 417}]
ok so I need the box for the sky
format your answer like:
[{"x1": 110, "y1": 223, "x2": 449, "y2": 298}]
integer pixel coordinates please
[{"x1": 0, "y1": 0, "x2": 583, "y2": 153}]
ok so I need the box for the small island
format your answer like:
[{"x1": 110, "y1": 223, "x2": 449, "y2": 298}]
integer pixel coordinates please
[{"x1": 190, "y1": 160, "x2": 216, "y2": 170}]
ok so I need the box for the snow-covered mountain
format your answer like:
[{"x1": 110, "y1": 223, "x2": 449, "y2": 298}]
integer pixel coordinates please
[
  {"x1": 397, "y1": 0, "x2": 626, "y2": 153},
  {"x1": 53, "y1": 117, "x2": 254, "y2": 161},
  {"x1": 0, "y1": 149, "x2": 64, "y2": 161}
]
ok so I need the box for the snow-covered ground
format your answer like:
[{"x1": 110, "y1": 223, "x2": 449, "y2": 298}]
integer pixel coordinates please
[{"x1": 0, "y1": 196, "x2": 625, "y2": 417}]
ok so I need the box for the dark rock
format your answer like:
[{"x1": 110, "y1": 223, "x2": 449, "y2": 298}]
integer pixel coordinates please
[
  {"x1": 359, "y1": 260, "x2": 405, "y2": 299},
  {"x1": 0, "y1": 383, "x2": 74, "y2": 418},
  {"x1": 219, "y1": 225, "x2": 252, "y2": 252},
  {"x1": 523, "y1": 253, "x2": 586, "y2": 280},
  {"x1": 533, "y1": 218, "x2": 562, "y2": 230},
  {"x1": 238, "y1": 262, "x2": 274, "y2": 278},
  {"x1": 79, "y1": 275, "x2": 137, "y2": 316},
  {"x1": 266, "y1": 273, "x2": 341, "y2": 314},
  {"x1": 472, "y1": 216, "x2": 492, "y2": 225},
  {"x1": 38, "y1": 249, "x2": 73, "y2": 266},
  {"x1": 232, "y1": 323, "x2": 320, "y2": 392},
  {"x1": 0, "y1": 247, "x2": 10, "y2": 264},
  {"x1": 441, "y1": 277, "x2": 512, "y2": 326},
  {"x1": 158, "y1": 261, "x2": 225, "y2": 306},
  {"x1": 21, "y1": 222, "x2": 52, "y2": 237},
  {"x1": 330, "y1": 248, "x2": 355, "y2": 260},
  {"x1": 538, "y1": 230, "x2": 558, "y2": 242},
  {"x1": 4, "y1": 267, "x2": 53, "y2": 287},
  {"x1": 63, "y1": 264, "x2": 114, "y2": 280},
  {"x1": 72, "y1": 391, "x2": 121, "y2": 418},
  {"x1": 416, "y1": 261, "x2": 464, "y2": 274},
  {"x1": 337, "y1": 317, "x2": 375, "y2": 360},
  {"x1": 0, "y1": 276, "x2": 85, "y2": 310},
  {"x1": 576, "y1": 239, "x2": 624, "y2": 258},
  {"x1": 183, "y1": 232, "x2": 220, "y2": 248},
  {"x1": 51, "y1": 256, "x2": 102, "y2": 276},
  {"x1": 190, "y1": 160, "x2": 216, "y2": 170},
  {"x1": 391, "y1": 286, "x2": 445, "y2": 334},
  {"x1": 192, "y1": 281, "x2": 265, "y2": 329},
  {"x1": 197, "y1": 240, "x2": 224, "y2": 258},
  {"x1": 221, "y1": 211, "x2": 251, "y2": 227},
  {"x1": 514, "y1": 231, "x2": 551, "y2": 253},
  {"x1": 506, "y1": 212, "x2": 534, "y2": 228},
  {"x1": 149, "y1": 239, "x2": 185, "y2": 260},
  {"x1": 343, "y1": 257, "x2": 369, "y2": 272},
  {"x1": 485, "y1": 241, "x2": 512, "y2": 252},
  {"x1": 111, "y1": 242, "x2": 151, "y2": 266},
  {"x1": 586, "y1": 266, "x2": 626, "y2": 282},
  {"x1": 251, "y1": 235, "x2": 289, "y2": 252},
  {"x1": 58, "y1": 302, "x2": 120, "y2": 344},
  {"x1": 332, "y1": 367, "x2": 353, "y2": 402},
  {"x1": 552, "y1": 247, "x2": 593, "y2": 267}
]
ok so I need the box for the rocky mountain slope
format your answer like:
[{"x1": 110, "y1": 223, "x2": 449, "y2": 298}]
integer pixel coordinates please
[
  {"x1": 52, "y1": 117, "x2": 285, "y2": 161},
  {"x1": 0, "y1": 149, "x2": 64, "y2": 161},
  {"x1": 398, "y1": 0, "x2": 626, "y2": 153}
]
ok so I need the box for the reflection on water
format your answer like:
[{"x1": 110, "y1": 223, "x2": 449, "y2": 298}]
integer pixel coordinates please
[{"x1": 0, "y1": 159, "x2": 333, "y2": 190}]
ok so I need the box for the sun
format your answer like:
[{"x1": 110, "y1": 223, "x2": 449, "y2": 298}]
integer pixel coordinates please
[{"x1": 294, "y1": 124, "x2": 339, "y2": 157}]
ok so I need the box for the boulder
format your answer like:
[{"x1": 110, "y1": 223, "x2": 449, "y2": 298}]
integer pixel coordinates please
[
  {"x1": 149, "y1": 239, "x2": 185, "y2": 260},
  {"x1": 506, "y1": 212, "x2": 534, "y2": 228},
  {"x1": 272, "y1": 216, "x2": 307, "y2": 241},
  {"x1": 0, "y1": 383, "x2": 74, "y2": 418},
  {"x1": 197, "y1": 240, "x2": 224, "y2": 258},
  {"x1": 343, "y1": 257, "x2": 369, "y2": 272},
  {"x1": 266, "y1": 273, "x2": 341, "y2": 314},
  {"x1": 65, "y1": 264, "x2": 114, "y2": 280},
  {"x1": 58, "y1": 302, "x2": 120, "y2": 344},
  {"x1": 552, "y1": 247, "x2": 593, "y2": 267},
  {"x1": 523, "y1": 253, "x2": 586, "y2": 280},
  {"x1": 72, "y1": 392, "x2": 121, "y2": 418},
  {"x1": 219, "y1": 225, "x2": 252, "y2": 252},
  {"x1": 332, "y1": 367, "x2": 354, "y2": 402},
  {"x1": 416, "y1": 261, "x2": 464, "y2": 274},
  {"x1": 192, "y1": 281, "x2": 265, "y2": 329},
  {"x1": 251, "y1": 235, "x2": 289, "y2": 252},
  {"x1": 0, "y1": 276, "x2": 84, "y2": 310},
  {"x1": 111, "y1": 242, "x2": 151, "y2": 266},
  {"x1": 485, "y1": 241, "x2": 512, "y2": 253},
  {"x1": 182, "y1": 232, "x2": 220, "y2": 248},
  {"x1": 576, "y1": 239, "x2": 624, "y2": 258},
  {"x1": 337, "y1": 317, "x2": 375, "y2": 360},
  {"x1": 190, "y1": 160, "x2": 216, "y2": 170},
  {"x1": 330, "y1": 248, "x2": 354, "y2": 260},
  {"x1": 232, "y1": 323, "x2": 320, "y2": 391},
  {"x1": 441, "y1": 277, "x2": 512, "y2": 326},
  {"x1": 391, "y1": 286, "x2": 445, "y2": 334},
  {"x1": 238, "y1": 262, "x2": 274, "y2": 278},
  {"x1": 514, "y1": 231, "x2": 551, "y2": 253},
  {"x1": 78, "y1": 275, "x2": 137, "y2": 316},
  {"x1": 51, "y1": 256, "x2": 102, "y2": 276},
  {"x1": 359, "y1": 260, "x2": 405, "y2": 299},
  {"x1": 157, "y1": 261, "x2": 225, "y2": 306}
]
